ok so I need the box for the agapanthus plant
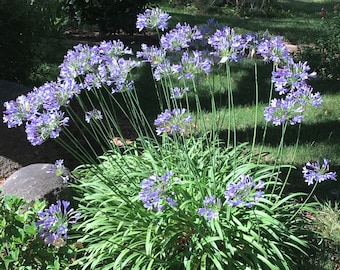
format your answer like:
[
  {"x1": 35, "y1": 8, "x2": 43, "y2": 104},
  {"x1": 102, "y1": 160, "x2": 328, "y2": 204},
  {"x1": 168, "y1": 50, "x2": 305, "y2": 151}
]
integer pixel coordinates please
[{"x1": 2, "y1": 7, "x2": 336, "y2": 270}]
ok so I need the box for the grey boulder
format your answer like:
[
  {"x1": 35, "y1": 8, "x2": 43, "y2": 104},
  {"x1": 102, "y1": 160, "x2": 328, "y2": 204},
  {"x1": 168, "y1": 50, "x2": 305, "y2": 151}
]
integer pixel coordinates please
[{"x1": 0, "y1": 163, "x2": 73, "y2": 203}]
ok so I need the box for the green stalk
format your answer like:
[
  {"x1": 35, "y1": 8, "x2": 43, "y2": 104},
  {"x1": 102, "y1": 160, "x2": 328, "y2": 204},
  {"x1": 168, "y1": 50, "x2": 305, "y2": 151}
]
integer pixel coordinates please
[
  {"x1": 290, "y1": 182, "x2": 318, "y2": 221},
  {"x1": 278, "y1": 123, "x2": 301, "y2": 199},
  {"x1": 257, "y1": 62, "x2": 276, "y2": 164},
  {"x1": 250, "y1": 61, "x2": 259, "y2": 163}
]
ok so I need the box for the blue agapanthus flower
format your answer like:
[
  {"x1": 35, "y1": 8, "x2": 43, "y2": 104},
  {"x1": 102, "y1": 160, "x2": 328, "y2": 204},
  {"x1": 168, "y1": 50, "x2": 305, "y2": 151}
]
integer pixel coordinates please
[
  {"x1": 224, "y1": 175, "x2": 264, "y2": 208},
  {"x1": 36, "y1": 200, "x2": 81, "y2": 247},
  {"x1": 154, "y1": 108, "x2": 193, "y2": 135},
  {"x1": 139, "y1": 171, "x2": 178, "y2": 211},
  {"x1": 302, "y1": 158, "x2": 337, "y2": 185},
  {"x1": 136, "y1": 8, "x2": 171, "y2": 32},
  {"x1": 198, "y1": 196, "x2": 221, "y2": 221}
]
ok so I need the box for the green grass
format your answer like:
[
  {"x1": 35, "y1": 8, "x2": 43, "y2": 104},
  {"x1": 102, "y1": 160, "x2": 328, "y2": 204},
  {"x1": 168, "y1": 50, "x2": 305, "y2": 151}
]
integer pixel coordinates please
[{"x1": 162, "y1": 0, "x2": 336, "y2": 43}]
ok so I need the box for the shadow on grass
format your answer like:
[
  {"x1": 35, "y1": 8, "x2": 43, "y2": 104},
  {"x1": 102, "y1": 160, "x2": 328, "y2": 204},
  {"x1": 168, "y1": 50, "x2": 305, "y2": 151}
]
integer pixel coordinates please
[{"x1": 167, "y1": 0, "x2": 330, "y2": 43}]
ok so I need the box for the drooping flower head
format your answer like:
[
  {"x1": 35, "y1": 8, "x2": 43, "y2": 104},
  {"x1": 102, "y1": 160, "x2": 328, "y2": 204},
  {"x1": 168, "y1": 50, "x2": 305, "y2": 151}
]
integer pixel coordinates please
[
  {"x1": 302, "y1": 158, "x2": 337, "y2": 185},
  {"x1": 139, "y1": 171, "x2": 178, "y2": 211},
  {"x1": 136, "y1": 8, "x2": 171, "y2": 32},
  {"x1": 198, "y1": 196, "x2": 221, "y2": 221},
  {"x1": 47, "y1": 159, "x2": 70, "y2": 183},
  {"x1": 224, "y1": 175, "x2": 264, "y2": 208},
  {"x1": 154, "y1": 108, "x2": 193, "y2": 135},
  {"x1": 36, "y1": 200, "x2": 81, "y2": 247}
]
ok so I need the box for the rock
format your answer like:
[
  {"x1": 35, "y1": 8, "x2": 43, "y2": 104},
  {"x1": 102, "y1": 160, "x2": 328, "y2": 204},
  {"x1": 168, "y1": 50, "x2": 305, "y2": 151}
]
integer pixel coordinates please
[
  {"x1": 0, "y1": 79, "x2": 30, "y2": 105},
  {"x1": 0, "y1": 163, "x2": 73, "y2": 203}
]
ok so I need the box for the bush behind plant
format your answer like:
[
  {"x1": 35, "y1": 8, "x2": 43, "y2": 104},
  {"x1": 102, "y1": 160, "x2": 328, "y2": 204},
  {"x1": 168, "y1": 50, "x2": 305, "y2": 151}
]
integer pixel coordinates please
[
  {"x1": 61, "y1": 0, "x2": 156, "y2": 35},
  {"x1": 298, "y1": 4, "x2": 340, "y2": 80},
  {"x1": 0, "y1": 0, "x2": 68, "y2": 82}
]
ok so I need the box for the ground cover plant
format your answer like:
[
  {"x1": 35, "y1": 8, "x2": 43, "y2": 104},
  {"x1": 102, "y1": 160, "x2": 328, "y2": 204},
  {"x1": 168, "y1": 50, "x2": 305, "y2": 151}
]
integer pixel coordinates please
[{"x1": 1, "y1": 5, "x2": 339, "y2": 269}]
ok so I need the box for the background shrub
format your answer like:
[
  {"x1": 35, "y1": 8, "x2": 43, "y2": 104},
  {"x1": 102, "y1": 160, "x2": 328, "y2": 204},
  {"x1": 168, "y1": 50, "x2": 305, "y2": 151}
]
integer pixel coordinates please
[
  {"x1": 0, "y1": 0, "x2": 67, "y2": 82},
  {"x1": 167, "y1": 0, "x2": 279, "y2": 17},
  {"x1": 298, "y1": 5, "x2": 340, "y2": 80},
  {"x1": 61, "y1": 0, "x2": 157, "y2": 35}
]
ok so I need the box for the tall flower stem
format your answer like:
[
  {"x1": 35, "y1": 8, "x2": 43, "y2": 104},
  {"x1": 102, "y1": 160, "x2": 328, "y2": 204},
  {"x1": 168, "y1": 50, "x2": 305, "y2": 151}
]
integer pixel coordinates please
[
  {"x1": 278, "y1": 124, "x2": 301, "y2": 199},
  {"x1": 290, "y1": 182, "x2": 318, "y2": 221},
  {"x1": 225, "y1": 62, "x2": 236, "y2": 148},
  {"x1": 250, "y1": 61, "x2": 259, "y2": 163},
  {"x1": 257, "y1": 62, "x2": 276, "y2": 164}
]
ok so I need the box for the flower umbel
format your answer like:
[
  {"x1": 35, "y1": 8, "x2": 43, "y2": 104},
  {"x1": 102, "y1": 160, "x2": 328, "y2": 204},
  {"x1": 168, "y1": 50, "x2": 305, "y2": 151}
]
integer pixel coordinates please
[
  {"x1": 198, "y1": 196, "x2": 221, "y2": 221},
  {"x1": 154, "y1": 108, "x2": 193, "y2": 135},
  {"x1": 47, "y1": 159, "x2": 69, "y2": 183},
  {"x1": 36, "y1": 200, "x2": 81, "y2": 247},
  {"x1": 139, "y1": 171, "x2": 178, "y2": 211},
  {"x1": 302, "y1": 158, "x2": 337, "y2": 185},
  {"x1": 85, "y1": 109, "x2": 103, "y2": 123},
  {"x1": 136, "y1": 8, "x2": 171, "y2": 32},
  {"x1": 224, "y1": 175, "x2": 264, "y2": 208}
]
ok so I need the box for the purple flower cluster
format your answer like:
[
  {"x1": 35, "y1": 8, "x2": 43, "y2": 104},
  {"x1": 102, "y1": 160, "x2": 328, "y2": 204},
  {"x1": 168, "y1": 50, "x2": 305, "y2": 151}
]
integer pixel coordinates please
[
  {"x1": 259, "y1": 43, "x2": 321, "y2": 125},
  {"x1": 154, "y1": 108, "x2": 193, "y2": 135},
  {"x1": 256, "y1": 36, "x2": 290, "y2": 64},
  {"x1": 224, "y1": 175, "x2": 264, "y2": 208},
  {"x1": 136, "y1": 17, "x2": 212, "y2": 82},
  {"x1": 208, "y1": 26, "x2": 247, "y2": 62},
  {"x1": 302, "y1": 158, "x2": 337, "y2": 186},
  {"x1": 139, "y1": 171, "x2": 178, "y2": 211},
  {"x1": 271, "y1": 61, "x2": 317, "y2": 95},
  {"x1": 47, "y1": 159, "x2": 69, "y2": 183},
  {"x1": 36, "y1": 200, "x2": 81, "y2": 247},
  {"x1": 160, "y1": 23, "x2": 202, "y2": 52},
  {"x1": 3, "y1": 40, "x2": 139, "y2": 146},
  {"x1": 136, "y1": 8, "x2": 171, "y2": 32},
  {"x1": 171, "y1": 87, "x2": 189, "y2": 98},
  {"x1": 59, "y1": 40, "x2": 140, "y2": 94},
  {"x1": 136, "y1": 44, "x2": 166, "y2": 66},
  {"x1": 3, "y1": 81, "x2": 70, "y2": 145},
  {"x1": 198, "y1": 196, "x2": 221, "y2": 221},
  {"x1": 264, "y1": 84, "x2": 322, "y2": 125},
  {"x1": 172, "y1": 51, "x2": 212, "y2": 80}
]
